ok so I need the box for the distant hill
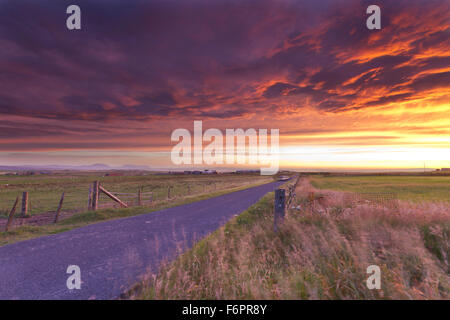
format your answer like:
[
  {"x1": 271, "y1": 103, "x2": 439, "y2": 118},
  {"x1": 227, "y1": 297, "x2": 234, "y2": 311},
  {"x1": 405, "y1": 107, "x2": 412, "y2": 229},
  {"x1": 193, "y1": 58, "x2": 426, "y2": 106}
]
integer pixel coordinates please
[{"x1": 0, "y1": 164, "x2": 151, "y2": 171}]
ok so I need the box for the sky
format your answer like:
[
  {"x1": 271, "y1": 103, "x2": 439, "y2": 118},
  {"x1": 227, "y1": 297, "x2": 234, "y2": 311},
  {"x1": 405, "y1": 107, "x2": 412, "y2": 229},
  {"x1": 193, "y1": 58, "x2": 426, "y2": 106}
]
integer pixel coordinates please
[{"x1": 0, "y1": 0, "x2": 449, "y2": 170}]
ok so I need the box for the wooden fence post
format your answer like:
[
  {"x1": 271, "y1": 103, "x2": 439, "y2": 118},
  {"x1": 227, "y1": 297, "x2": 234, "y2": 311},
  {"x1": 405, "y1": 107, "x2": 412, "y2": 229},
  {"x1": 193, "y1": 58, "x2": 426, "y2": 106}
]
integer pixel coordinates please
[
  {"x1": 88, "y1": 185, "x2": 92, "y2": 209},
  {"x1": 150, "y1": 192, "x2": 153, "y2": 203},
  {"x1": 138, "y1": 188, "x2": 142, "y2": 206},
  {"x1": 5, "y1": 196, "x2": 19, "y2": 232},
  {"x1": 274, "y1": 189, "x2": 286, "y2": 232},
  {"x1": 167, "y1": 186, "x2": 173, "y2": 199},
  {"x1": 53, "y1": 192, "x2": 65, "y2": 223},
  {"x1": 308, "y1": 191, "x2": 315, "y2": 212},
  {"x1": 286, "y1": 185, "x2": 296, "y2": 208},
  {"x1": 21, "y1": 191, "x2": 28, "y2": 217},
  {"x1": 91, "y1": 181, "x2": 99, "y2": 211}
]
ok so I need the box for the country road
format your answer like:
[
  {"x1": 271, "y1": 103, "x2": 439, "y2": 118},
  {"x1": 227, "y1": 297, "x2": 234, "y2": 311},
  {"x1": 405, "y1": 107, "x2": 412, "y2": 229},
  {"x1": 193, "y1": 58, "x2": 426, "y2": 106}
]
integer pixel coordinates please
[{"x1": 0, "y1": 180, "x2": 284, "y2": 300}]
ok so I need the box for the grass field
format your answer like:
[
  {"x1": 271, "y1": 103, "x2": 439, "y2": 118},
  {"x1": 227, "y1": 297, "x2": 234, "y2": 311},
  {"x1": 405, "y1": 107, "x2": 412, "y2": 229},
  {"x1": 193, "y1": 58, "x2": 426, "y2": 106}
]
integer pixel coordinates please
[
  {"x1": 0, "y1": 172, "x2": 274, "y2": 246},
  {"x1": 309, "y1": 175, "x2": 450, "y2": 202},
  {"x1": 0, "y1": 172, "x2": 272, "y2": 217}
]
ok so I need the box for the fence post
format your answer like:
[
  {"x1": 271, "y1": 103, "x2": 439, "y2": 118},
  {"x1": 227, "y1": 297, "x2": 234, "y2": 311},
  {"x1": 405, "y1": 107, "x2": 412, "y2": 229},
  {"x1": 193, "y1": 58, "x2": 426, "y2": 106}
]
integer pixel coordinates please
[
  {"x1": 167, "y1": 186, "x2": 173, "y2": 199},
  {"x1": 5, "y1": 196, "x2": 19, "y2": 232},
  {"x1": 138, "y1": 188, "x2": 142, "y2": 206},
  {"x1": 53, "y1": 192, "x2": 65, "y2": 223},
  {"x1": 308, "y1": 191, "x2": 315, "y2": 212},
  {"x1": 88, "y1": 185, "x2": 92, "y2": 209},
  {"x1": 21, "y1": 191, "x2": 28, "y2": 217},
  {"x1": 287, "y1": 185, "x2": 296, "y2": 208},
  {"x1": 91, "y1": 181, "x2": 99, "y2": 211},
  {"x1": 150, "y1": 192, "x2": 153, "y2": 203},
  {"x1": 274, "y1": 188, "x2": 286, "y2": 232}
]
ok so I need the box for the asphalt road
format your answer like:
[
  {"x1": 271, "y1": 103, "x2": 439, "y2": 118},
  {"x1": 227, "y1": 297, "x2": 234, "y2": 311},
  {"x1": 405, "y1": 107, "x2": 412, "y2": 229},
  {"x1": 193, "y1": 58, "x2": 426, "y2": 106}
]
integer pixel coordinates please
[{"x1": 0, "y1": 180, "x2": 284, "y2": 300}]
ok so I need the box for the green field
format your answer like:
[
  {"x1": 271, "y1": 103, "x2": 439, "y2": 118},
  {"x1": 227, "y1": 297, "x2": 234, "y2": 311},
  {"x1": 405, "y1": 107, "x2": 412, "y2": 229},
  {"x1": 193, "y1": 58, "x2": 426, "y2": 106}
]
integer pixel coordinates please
[
  {"x1": 310, "y1": 175, "x2": 450, "y2": 202},
  {"x1": 0, "y1": 172, "x2": 272, "y2": 217}
]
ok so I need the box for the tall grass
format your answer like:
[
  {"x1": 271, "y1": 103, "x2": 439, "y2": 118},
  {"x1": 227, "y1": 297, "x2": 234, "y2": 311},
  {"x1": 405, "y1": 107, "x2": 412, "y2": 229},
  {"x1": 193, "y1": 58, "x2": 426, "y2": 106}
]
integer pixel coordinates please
[{"x1": 129, "y1": 179, "x2": 449, "y2": 300}]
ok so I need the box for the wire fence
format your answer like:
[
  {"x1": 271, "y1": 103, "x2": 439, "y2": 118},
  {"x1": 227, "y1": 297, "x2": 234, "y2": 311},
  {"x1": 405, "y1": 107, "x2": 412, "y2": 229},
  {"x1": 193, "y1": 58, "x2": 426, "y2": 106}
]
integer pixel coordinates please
[
  {"x1": 0, "y1": 176, "x2": 270, "y2": 230},
  {"x1": 344, "y1": 192, "x2": 399, "y2": 209}
]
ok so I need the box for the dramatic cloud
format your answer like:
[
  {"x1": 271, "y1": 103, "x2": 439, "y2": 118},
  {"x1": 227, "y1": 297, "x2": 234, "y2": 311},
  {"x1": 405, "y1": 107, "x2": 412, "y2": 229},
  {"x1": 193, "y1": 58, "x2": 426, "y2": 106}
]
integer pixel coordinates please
[{"x1": 0, "y1": 0, "x2": 448, "y2": 168}]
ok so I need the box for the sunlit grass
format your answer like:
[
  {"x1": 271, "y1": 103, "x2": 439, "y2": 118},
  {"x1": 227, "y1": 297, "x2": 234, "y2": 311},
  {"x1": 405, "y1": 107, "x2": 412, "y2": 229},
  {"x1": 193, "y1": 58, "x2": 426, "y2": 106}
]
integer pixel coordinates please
[{"x1": 309, "y1": 175, "x2": 450, "y2": 202}]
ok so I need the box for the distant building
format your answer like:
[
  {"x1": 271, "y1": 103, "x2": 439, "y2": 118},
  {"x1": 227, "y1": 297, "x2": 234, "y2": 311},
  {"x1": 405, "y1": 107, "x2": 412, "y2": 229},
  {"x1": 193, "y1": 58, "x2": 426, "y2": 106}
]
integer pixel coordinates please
[
  {"x1": 441, "y1": 168, "x2": 450, "y2": 172},
  {"x1": 235, "y1": 170, "x2": 260, "y2": 174},
  {"x1": 0, "y1": 171, "x2": 17, "y2": 176},
  {"x1": 104, "y1": 172, "x2": 124, "y2": 177}
]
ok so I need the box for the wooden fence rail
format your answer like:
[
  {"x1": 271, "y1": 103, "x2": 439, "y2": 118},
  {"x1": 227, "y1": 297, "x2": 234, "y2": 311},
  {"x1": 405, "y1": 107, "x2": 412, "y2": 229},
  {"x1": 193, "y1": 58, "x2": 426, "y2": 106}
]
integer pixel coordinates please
[{"x1": 99, "y1": 185, "x2": 128, "y2": 208}]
